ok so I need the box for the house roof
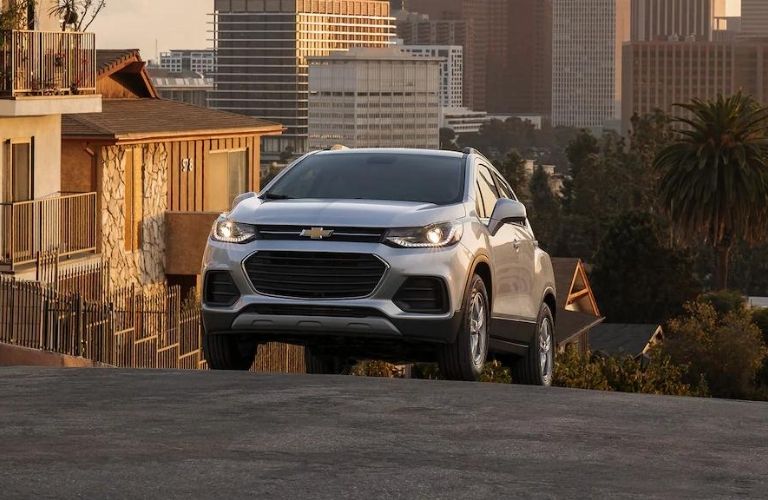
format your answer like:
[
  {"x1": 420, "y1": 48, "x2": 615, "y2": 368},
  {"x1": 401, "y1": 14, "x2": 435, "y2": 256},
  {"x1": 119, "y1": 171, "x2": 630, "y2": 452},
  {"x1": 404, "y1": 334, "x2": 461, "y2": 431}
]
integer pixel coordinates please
[
  {"x1": 96, "y1": 49, "x2": 142, "y2": 75},
  {"x1": 62, "y1": 99, "x2": 283, "y2": 142},
  {"x1": 551, "y1": 257, "x2": 580, "y2": 309},
  {"x1": 556, "y1": 310, "x2": 604, "y2": 345},
  {"x1": 589, "y1": 324, "x2": 663, "y2": 357}
]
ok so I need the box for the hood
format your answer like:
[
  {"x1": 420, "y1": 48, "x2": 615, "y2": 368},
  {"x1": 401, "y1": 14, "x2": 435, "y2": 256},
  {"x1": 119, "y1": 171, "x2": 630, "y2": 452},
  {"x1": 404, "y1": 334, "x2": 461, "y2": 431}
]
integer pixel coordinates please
[{"x1": 230, "y1": 198, "x2": 466, "y2": 228}]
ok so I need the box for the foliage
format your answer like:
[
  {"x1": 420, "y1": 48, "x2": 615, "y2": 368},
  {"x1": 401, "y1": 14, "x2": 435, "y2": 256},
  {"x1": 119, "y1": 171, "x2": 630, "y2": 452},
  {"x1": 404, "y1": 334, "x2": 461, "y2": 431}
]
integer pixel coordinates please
[
  {"x1": 49, "y1": 0, "x2": 105, "y2": 31},
  {"x1": 752, "y1": 308, "x2": 768, "y2": 342},
  {"x1": 528, "y1": 165, "x2": 561, "y2": 251},
  {"x1": 654, "y1": 92, "x2": 768, "y2": 290},
  {"x1": 552, "y1": 348, "x2": 611, "y2": 390},
  {"x1": 664, "y1": 301, "x2": 767, "y2": 399},
  {"x1": 497, "y1": 150, "x2": 529, "y2": 202},
  {"x1": 553, "y1": 348, "x2": 703, "y2": 396},
  {"x1": 480, "y1": 360, "x2": 512, "y2": 384},
  {"x1": 350, "y1": 360, "x2": 403, "y2": 378},
  {"x1": 0, "y1": 0, "x2": 35, "y2": 31},
  {"x1": 698, "y1": 289, "x2": 747, "y2": 316},
  {"x1": 439, "y1": 127, "x2": 457, "y2": 150},
  {"x1": 590, "y1": 212, "x2": 701, "y2": 324}
]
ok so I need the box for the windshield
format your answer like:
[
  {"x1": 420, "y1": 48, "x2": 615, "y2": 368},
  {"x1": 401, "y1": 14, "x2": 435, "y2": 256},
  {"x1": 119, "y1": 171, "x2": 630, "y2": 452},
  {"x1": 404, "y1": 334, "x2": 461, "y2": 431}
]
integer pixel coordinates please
[{"x1": 265, "y1": 153, "x2": 466, "y2": 205}]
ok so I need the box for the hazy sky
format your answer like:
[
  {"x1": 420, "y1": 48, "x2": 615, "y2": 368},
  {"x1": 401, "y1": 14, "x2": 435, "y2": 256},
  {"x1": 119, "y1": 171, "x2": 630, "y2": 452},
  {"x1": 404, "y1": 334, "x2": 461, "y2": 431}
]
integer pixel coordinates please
[{"x1": 92, "y1": 0, "x2": 743, "y2": 63}]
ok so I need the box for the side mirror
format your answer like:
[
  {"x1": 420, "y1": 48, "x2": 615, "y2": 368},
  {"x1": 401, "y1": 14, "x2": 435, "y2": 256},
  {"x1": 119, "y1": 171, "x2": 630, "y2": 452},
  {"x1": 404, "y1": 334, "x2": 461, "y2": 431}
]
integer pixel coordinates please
[{"x1": 488, "y1": 198, "x2": 527, "y2": 235}]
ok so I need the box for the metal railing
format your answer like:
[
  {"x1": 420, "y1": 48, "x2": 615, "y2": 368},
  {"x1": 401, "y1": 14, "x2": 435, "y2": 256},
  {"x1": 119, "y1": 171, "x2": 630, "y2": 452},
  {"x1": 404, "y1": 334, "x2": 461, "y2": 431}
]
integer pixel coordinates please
[
  {"x1": 0, "y1": 192, "x2": 98, "y2": 268},
  {"x1": 0, "y1": 30, "x2": 96, "y2": 97}
]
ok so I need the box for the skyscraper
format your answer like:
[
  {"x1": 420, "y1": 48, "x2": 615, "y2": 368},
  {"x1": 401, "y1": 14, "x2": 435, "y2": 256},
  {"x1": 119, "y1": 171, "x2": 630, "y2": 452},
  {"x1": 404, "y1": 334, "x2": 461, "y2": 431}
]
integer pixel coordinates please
[
  {"x1": 740, "y1": 0, "x2": 768, "y2": 39},
  {"x1": 630, "y1": 0, "x2": 726, "y2": 41},
  {"x1": 404, "y1": 0, "x2": 552, "y2": 116},
  {"x1": 211, "y1": 0, "x2": 395, "y2": 158},
  {"x1": 552, "y1": 0, "x2": 631, "y2": 129}
]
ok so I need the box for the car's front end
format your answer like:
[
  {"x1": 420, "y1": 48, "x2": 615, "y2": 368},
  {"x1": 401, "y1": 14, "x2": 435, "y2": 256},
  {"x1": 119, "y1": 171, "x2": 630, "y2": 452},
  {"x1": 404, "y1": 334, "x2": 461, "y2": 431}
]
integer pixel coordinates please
[{"x1": 201, "y1": 150, "x2": 474, "y2": 362}]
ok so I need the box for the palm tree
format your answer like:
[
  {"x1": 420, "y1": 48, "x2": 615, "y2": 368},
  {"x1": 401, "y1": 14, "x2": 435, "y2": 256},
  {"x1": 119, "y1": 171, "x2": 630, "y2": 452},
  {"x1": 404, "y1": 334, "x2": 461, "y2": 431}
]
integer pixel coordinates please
[{"x1": 654, "y1": 92, "x2": 768, "y2": 290}]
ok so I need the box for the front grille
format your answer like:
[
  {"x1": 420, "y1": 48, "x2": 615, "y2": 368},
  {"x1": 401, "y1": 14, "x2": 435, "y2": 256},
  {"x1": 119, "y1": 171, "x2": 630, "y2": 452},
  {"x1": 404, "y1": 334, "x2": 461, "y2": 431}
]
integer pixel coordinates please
[
  {"x1": 244, "y1": 251, "x2": 387, "y2": 299},
  {"x1": 204, "y1": 271, "x2": 240, "y2": 307},
  {"x1": 244, "y1": 304, "x2": 383, "y2": 318},
  {"x1": 394, "y1": 277, "x2": 449, "y2": 314},
  {"x1": 255, "y1": 225, "x2": 385, "y2": 243}
]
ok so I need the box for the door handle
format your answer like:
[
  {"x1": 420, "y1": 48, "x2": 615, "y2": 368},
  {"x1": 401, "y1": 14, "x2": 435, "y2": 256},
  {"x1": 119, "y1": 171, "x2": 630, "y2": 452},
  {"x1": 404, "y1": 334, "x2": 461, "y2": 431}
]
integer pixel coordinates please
[{"x1": 513, "y1": 239, "x2": 521, "y2": 251}]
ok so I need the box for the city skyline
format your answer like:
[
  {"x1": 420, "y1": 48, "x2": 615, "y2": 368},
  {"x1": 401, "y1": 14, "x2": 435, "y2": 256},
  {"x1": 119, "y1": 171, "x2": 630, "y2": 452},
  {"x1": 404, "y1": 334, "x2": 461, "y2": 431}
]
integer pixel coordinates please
[{"x1": 91, "y1": 0, "x2": 743, "y2": 61}]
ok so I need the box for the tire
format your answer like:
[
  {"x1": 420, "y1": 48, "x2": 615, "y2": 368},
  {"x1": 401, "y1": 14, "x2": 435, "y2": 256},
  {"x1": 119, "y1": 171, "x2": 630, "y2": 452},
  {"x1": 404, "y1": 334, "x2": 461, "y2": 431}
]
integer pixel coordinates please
[
  {"x1": 304, "y1": 347, "x2": 350, "y2": 375},
  {"x1": 438, "y1": 274, "x2": 490, "y2": 381},
  {"x1": 513, "y1": 303, "x2": 555, "y2": 386},
  {"x1": 203, "y1": 333, "x2": 258, "y2": 371}
]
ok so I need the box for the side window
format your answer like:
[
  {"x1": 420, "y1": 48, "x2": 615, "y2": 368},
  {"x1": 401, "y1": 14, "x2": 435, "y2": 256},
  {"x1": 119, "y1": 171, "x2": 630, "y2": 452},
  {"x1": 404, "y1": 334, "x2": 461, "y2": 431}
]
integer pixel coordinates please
[
  {"x1": 476, "y1": 165, "x2": 499, "y2": 219},
  {"x1": 492, "y1": 172, "x2": 516, "y2": 200}
]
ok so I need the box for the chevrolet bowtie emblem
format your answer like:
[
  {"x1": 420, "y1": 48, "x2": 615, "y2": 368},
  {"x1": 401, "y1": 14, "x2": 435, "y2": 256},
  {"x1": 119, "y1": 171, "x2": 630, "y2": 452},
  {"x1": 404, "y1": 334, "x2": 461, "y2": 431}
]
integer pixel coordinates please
[{"x1": 300, "y1": 227, "x2": 334, "y2": 240}]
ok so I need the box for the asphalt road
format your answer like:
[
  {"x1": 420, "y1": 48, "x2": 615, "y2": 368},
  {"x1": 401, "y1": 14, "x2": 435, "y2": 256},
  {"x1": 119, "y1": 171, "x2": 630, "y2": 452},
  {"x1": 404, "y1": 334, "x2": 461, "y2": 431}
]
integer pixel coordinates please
[{"x1": 1, "y1": 368, "x2": 767, "y2": 499}]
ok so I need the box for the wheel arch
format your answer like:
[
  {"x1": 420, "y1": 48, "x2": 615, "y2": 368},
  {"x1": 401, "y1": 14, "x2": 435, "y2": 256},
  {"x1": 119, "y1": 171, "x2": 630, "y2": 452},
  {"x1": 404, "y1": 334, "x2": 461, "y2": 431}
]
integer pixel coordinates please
[{"x1": 542, "y1": 288, "x2": 557, "y2": 325}]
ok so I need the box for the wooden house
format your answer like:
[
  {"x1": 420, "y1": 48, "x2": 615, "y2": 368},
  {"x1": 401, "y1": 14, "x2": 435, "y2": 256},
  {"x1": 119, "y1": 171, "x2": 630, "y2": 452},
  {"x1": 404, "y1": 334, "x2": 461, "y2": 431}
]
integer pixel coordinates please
[
  {"x1": 61, "y1": 49, "x2": 282, "y2": 290},
  {"x1": 551, "y1": 258, "x2": 604, "y2": 353}
]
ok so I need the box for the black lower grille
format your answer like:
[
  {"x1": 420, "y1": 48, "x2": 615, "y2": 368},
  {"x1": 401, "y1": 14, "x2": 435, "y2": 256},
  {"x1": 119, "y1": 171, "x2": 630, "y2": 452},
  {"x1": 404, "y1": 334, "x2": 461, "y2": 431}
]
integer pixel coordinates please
[
  {"x1": 394, "y1": 277, "x2": 449, "y2": 314},
  {"x1": 245, "y1": 304, "x2": 383, "y2": 318},
  {"x1": 204, "y1": 271, "x2": 240, "y2": 307},
  {"x1": 244, "y1": 251, "x2": 387, "y2": 299}
]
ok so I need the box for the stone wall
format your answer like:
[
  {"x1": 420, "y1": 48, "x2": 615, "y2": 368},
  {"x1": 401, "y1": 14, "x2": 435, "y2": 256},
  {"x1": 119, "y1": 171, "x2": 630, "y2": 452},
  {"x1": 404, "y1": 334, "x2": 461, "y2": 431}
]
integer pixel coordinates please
[{"x1": 100, "y1": 143, "x2": 168, "y2": 290}]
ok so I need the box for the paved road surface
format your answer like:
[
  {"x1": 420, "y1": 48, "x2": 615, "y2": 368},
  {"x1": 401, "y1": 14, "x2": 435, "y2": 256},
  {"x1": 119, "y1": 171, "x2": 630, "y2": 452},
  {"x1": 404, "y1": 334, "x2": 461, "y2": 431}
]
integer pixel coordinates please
[{"x1": 1, "y1": 368, "x2": 767, "y2": 498}]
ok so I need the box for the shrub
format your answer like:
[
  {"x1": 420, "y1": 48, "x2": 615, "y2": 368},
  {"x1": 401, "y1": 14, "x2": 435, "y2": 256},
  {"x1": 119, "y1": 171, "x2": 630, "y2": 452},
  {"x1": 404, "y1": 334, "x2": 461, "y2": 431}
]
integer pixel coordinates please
[
  {"x1": 699, "y1": 290, "x2": 747, "y2": 316},
  {"x1": 752, "y1": 308, "x2": 768, "y2": 343},
  {"x1": 350, "y1": 361, "x2": 403, "y2": 378},
  {"x1": 554, "y1": 348, "x2": 703, "y2": 396},
  {"x1": 480, "y1": 360, "x2": 512, "y2": 384},
  {"x1": 664, "y1": 301, "x2": 767, "y2": 399}
]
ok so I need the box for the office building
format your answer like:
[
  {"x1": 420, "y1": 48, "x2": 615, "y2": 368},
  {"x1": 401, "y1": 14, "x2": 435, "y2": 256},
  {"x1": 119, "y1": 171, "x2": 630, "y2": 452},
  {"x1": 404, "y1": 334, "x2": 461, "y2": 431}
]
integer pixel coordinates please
[
  {"x1": 440, "y1": 107, "x2": 487, "y2": 134},
  {"x1": 622, "y1": 40, "x2": 768, "y2": 130},
  {"x1": 630, "y1": 0, "x2": 726, "y2": 42},
  {"x1": 400, "y1": 44, "x2": 463, "y2": 107},
  {"x1": 308, "y1": 47, "x2": 440, "y2": 149},
  {"x1": 403, "y1": 0, "x2": 552, "y2": 116},
  {"x1": 211, "y1": 0, "x2": 395, "y2": 158},
  {"x1": 148, "y1": 68, "x2": 213, "y2": 108},
  {"x1": 552, "y1": 0, "x2": 631, "y2": 129},
  {"x1": 741, "y1": 0, "x2": 768, "y2": 39},
  {"x1": 159, "y1": 50, "x2": 215, "y2": 75}
]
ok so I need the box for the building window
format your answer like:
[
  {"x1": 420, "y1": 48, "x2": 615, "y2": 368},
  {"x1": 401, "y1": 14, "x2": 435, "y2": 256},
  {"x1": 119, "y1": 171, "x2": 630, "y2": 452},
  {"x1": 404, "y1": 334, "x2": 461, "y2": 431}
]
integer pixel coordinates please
[
  {"x1": 204, "y1": 149, "x2": 249, "y2": 212},
  {"x1": 3, "y1": 139, "x2": 33, "y2": 203},
  {"x1": 124, "y1": 147, "x2": 144, "y2": 252}
]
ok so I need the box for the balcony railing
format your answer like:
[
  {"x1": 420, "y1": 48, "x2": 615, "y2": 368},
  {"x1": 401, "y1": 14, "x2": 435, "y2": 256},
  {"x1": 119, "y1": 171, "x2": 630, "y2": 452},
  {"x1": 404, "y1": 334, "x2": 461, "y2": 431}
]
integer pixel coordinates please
[
  {"x1": 0, "y1": 192, "x2": 98, "y2": 268},
  {"x1": 0, "y1": 30, "x2": 96, "y2": 97}
]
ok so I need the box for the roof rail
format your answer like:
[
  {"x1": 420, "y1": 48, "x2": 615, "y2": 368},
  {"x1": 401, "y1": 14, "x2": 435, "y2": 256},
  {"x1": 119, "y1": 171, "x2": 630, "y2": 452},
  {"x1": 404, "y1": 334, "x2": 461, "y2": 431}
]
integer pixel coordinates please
[
  {"x1": 462, "y1": 147, "x2": 479, "y2": 155},
  {"x1": 325, "y1": 144, "x2": 349, "y2": 151}
]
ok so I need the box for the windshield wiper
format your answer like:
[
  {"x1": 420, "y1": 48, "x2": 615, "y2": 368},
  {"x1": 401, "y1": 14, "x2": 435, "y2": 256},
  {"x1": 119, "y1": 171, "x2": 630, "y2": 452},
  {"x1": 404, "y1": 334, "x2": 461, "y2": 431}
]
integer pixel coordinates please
[{"x1": 262, "y1": 193, "x2": 295, "y2": 200}]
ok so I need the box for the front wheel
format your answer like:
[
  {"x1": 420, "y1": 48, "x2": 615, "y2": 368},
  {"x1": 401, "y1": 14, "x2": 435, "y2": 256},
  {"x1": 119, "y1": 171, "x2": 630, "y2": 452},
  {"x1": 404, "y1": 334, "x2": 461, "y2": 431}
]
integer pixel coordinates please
[
  {"x1": 203, "y1": 333, "x2": 258, "y2": 370},
  {"x1": 438, "y1": 274, "x2": 489, "y2": 381},
  {"x1": 514, "y1": 303, "x2": 555, "y2": 386}
]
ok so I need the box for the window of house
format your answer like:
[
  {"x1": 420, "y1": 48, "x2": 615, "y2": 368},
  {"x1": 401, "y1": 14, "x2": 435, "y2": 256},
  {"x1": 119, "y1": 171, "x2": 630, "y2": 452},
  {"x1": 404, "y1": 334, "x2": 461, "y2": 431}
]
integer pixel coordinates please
[
  {"x1": 204, "y1": 150, "x2": 249, "y2": 212},
  {"x1": 3, "y1": 139, "x2": 33, "y2": 203},
  {"x1": 124, "y1": 147, "x2": 144, "y2": 252}
]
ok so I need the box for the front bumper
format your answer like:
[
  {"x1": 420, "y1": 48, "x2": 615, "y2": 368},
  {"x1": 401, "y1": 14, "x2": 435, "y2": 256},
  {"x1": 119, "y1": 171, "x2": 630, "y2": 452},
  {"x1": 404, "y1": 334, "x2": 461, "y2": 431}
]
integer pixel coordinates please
[{"x1": 201, "y1": 238, "x2": 474, "y2": 345}]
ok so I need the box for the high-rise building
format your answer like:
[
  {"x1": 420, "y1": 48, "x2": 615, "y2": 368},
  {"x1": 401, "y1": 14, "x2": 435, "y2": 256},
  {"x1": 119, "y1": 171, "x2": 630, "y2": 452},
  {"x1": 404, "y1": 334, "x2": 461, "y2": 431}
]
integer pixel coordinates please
[
  {"x1": 159, "y1": 50, "x2": 216, "y2": 75},
  {"x1": 740, "y1": 0, "x2": 768, "y2": 39},
  {"x1": 630, "y1": 0, "x2": 726, "y2": 42},
  {"x1": 308, "y1": 47, "x2": 440, "y2": 150},
  {"x1": 552, "y1": 0, "x2": 631, "y2": 129},
  {"x1": 211, "y1": 0, "x2": 395, "y2": 158},
  {"x1": 399, "y1": 45, "x2": 463, "y2": 107},
  {"x1": 622, "y1": 40, "x2": 768, "y2": 129},
  {"x1": 404, "y1": 0, "x2": 552, "y2": 117}
]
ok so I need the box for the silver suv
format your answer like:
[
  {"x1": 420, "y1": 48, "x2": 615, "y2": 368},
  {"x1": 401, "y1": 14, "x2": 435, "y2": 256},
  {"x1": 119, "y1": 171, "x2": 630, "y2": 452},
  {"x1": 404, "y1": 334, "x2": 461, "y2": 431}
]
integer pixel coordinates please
[{"x1": 201, "y1": 148, "x2": 557, "y2": 383}]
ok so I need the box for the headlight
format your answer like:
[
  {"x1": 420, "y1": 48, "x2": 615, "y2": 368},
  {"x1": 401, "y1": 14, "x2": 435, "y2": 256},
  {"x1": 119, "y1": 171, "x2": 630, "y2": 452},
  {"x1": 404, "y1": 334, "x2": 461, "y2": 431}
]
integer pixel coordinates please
[
  {"x1": 211, "y1": 217, "x2": 256, "y2": 243},
  {"x1": 385, "y1": 221, "x2": 463, "y2": 248}
]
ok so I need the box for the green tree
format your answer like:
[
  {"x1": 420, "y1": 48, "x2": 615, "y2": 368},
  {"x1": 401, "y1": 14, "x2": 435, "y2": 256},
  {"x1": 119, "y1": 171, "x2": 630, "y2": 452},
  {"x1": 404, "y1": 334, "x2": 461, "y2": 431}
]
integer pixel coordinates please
[
  {"x1": 665, "y1": 300, "x2": 767, "y2": 399},
  {"x1": 497, "y1": 150, "x2": 529, "y2": 202},
  {"x1": 439, "y1": 127, "x2": 457, "y2": 150},
  {"x1": 654, "y1": 93, "x2": 768, "y2": 290},
  {"x1": 528, "y1": 165, "x2": 560, "y2": 251},
  {"x1": 590, "y1": 212, "x2": 700, "y2": 324}
]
